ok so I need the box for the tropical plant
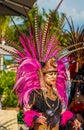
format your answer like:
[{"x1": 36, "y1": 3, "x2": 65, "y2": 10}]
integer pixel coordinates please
[
  {"x1": 0, "y1": 71, "x2": 18, "y2": 107},
  {"x1": 0, "y1": 16, "x2": 11, "y2": 37},
  {"x1": 65, "y1": 17, "x2": 84, "y2": 45},
  {"x1": 64, "y1": 16, "x2": 84, "y2": 58}
]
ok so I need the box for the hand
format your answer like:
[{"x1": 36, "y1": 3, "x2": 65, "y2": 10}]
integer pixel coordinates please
[
  {"x1": 35, "y1": 116, "x2": 47, "y2": 125},
  {"x1": 73, "y1": 119, "x2": 81, "y2": 128}
]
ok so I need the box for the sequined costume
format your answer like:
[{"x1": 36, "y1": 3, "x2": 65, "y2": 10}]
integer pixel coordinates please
[{"x1": 0, "y1": 0, "x2": 83, "y2": 129}]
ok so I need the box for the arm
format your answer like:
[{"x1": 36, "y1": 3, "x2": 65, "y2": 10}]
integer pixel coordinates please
[
  {"x1": 23, "y1": 90, "x2": 47, "y2": 127},
  {"x1": 24, "y1": 109, "x2": 40, "y2": 127},
  {"x1": 60, "y1": 108, "x2": 81, "y2": 128},
  {"x1": 23, "y1": 91, "x2": 40, "y2": 127}
]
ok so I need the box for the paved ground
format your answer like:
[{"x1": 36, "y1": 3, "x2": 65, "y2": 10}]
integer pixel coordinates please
[
  {"x1": 0, "y1": 109, "x2": 30, "y2": 130},
  {"x1": 0, "y1": 110, "x2": 18, "y2": 130}
]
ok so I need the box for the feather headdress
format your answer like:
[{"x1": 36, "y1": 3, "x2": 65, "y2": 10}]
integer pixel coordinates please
[
  {"x1": 0, "y1": 0, "x2": 84, "y2": 108},
  {"x1": 63, "y1": 17, "x2": 84, "y2": 78}
]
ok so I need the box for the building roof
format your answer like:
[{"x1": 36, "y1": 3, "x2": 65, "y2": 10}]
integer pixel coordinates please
[{"x1": 0, "y1": 0, "x2": 37, "y2": 16}]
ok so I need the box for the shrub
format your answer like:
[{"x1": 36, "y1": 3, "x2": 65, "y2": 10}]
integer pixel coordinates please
[
  {"x1": 17, "y1": 110, "x2": 24, "y2": 124},
  {"x1": 0, "y1": 71, "x2": 18, "y2": 107}
]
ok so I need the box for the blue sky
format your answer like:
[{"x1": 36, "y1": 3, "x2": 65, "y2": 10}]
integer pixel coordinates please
[{"x1": 37, "y1": 0, "x2": 84, "y2": 29}]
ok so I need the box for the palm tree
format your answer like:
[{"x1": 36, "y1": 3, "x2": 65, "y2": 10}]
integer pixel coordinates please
[
  {"x1": 65, "y1": 17, "x2": 84, "y2": 56},
  {"x1": 0, "y1": 16, "x2": 11, "y2": 37},
  {"x1": 64, "y1": 17, "x2": 84, "y2": 76},
  {"x1": 65, "y1": 17, "x2": 84, "y2": 45}
]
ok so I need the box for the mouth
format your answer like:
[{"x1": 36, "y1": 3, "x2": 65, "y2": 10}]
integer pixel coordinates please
[{"x1": 51, "y1": 80, "x2": 55, "y2": 82}]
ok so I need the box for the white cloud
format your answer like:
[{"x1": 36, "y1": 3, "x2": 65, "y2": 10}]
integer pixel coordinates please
[
  {"x1": 71, "y1": 9, "x2": 84, "y2": 20},
  {"x1": 64, "y1": 8, "x2": 84, "y2": 26},
  {"x1": 37, "y1": 0, "x2": 84, "y2": 27}
]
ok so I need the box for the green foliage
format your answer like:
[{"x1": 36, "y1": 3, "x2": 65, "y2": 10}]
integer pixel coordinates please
[
  {"x1": 2, "y1": 88, "x2": 18, "y2": 107},
  {"x1": 0, "y1": 71, "x2": 18, "y2": 107},
  {"x1": 17, "y1": 110, "x2": 24, "y2": 124},
  {"x1": 0, "y1": 8, "x2": 67, "y2": 47},
  {"x1": 0, "y1": 16, "x2": 11, "y2": 36}
]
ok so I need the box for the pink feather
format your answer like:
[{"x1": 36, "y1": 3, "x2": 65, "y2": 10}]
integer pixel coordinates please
[
  {"x1": 60, "y1": 110, "x2": 74, "y2": 126},
  {"x1": 24, "y1": 110, "x2": 40, "y2": 127}
]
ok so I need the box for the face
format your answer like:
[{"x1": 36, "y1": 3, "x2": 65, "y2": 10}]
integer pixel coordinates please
[{"x1": 44, "y1": 71, "x2": 57, "y2": 86}]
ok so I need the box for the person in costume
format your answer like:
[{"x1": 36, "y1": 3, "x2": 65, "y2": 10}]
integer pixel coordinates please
[
  {"x1": 68, "y1": 59, "x2": 84, "y2": 128},
  {"x1": 0, "y1": 0, "x2": 82, "y2": 130},
  {"x1": 64, "y1": 15, "x2": 84, "y2": 129},
  {"x1": 14, "y1": 57, "x2": 81, "y2": 130}
]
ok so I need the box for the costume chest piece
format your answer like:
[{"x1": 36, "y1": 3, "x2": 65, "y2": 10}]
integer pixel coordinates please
[{"x1": 52, "y1": 103, "x2": 55, "y2": 107}]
